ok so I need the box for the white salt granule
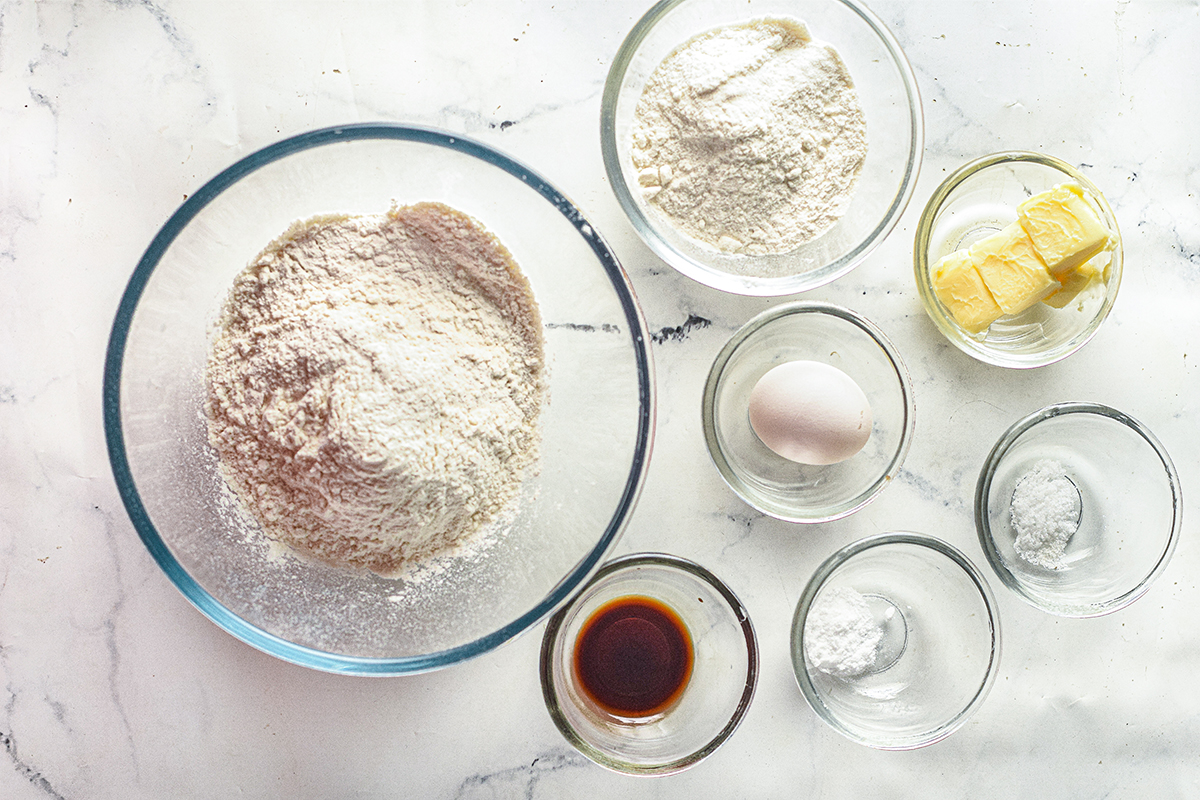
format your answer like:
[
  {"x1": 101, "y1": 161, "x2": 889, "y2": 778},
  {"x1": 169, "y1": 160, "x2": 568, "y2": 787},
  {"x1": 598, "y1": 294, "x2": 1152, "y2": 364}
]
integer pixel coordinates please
[
  {"x1": 1010, "y1": 459, "x2": 1081, "y2": 569},
  {"x1": 804, "y1": 585, "x2": 882, "y2": 679}
]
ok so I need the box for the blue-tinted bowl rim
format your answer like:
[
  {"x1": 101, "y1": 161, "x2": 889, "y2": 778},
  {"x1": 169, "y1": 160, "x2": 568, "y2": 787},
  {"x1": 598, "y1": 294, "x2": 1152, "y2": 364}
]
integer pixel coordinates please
[{"x1": 102, "y1": 122, "x2": 656, "y2": 676}]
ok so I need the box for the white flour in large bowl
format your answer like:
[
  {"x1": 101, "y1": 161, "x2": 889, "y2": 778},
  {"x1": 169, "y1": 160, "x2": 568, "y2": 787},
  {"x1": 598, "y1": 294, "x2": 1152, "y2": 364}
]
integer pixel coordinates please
[{"x1": 204, "y1": 201, "x2": 546, "y2": 577}]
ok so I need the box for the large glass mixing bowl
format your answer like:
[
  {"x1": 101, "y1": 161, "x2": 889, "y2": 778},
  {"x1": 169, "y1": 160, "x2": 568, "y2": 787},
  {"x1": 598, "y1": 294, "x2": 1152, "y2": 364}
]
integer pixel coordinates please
[{"x1": 104, "y1": 124, "x2": 655, "y2": 675}]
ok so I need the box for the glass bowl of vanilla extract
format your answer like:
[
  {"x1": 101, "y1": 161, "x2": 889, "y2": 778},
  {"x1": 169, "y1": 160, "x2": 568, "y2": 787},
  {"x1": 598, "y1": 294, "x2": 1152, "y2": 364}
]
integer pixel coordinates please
[{"x1": 539, "y1": 553, "x2": 758, "y2": 776}]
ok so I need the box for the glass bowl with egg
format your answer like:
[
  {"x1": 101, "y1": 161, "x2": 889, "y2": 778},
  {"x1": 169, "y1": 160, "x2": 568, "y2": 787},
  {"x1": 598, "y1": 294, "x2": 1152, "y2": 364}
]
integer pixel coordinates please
[
  {"x1": 602, "y1": 0, "x2": 924, "y2": 295},
  {"x1": 104, "y1": 124, "x2": 655, "y2": 675},
  {"x1": 975, "y1": 402, "x2": 1182, "y2": 617},
  {"x1": 539, "y1": 553, "x2": 758, "y2": 776},
  {"x1": 790, "y1": 532, "x2": 1001, "y2": 749},
  {"x1": 914, "y1": 151, "x2": 1123, "y2": 368},
  {"x1": 701, "y1": 302, "x2": 914, "y2": 523}
]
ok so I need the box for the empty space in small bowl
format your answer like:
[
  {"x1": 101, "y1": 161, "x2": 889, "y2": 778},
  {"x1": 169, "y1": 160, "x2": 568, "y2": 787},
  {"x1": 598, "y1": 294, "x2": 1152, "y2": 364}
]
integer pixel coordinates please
[
  {"x1": 791, "y1": 534, "x2": 1000, "y2": 750},
  {"x1": 540, "y1": 554, "x2": 757, "y2": 776},
  {"x1": 914, "y1": 152, "x2": 1122, "y2": 368},
  {"x1": 976, "y1": 403, "x2": 1181, "y2": 617},
  {"x1": 602, "y1": 0, "x2": 922, "y2": 294},
  {"x1": 703, "y1": 303, "x2": 913, "y2": 522},
  {"x1": 107, "y1": 126, "x2": 654, "y2": 672}
]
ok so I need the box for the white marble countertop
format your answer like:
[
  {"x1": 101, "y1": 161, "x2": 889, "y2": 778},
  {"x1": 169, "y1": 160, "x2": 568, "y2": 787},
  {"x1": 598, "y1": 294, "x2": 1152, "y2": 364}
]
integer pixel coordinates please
[{"x1": 4, "y1": 1, "x2": 1200, "y2": 797}]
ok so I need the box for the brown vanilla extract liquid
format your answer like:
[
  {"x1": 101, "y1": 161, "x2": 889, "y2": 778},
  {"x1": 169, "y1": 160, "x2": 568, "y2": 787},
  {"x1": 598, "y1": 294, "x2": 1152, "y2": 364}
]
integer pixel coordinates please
[{"x1": 572, "y1": 595, "x2": 694, "y2": 718}]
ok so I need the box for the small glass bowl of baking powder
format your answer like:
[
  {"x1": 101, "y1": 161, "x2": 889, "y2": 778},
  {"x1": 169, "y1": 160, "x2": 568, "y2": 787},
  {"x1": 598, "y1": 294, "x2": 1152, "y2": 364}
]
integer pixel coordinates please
[
  {"x1": 539, "y1": 553, "x2": 758, "y2": 776},
  {"x1": 702, "y1": 302, "x2": 915, "y2": 523},
  {"x1": 976, "y1": 402, "x2": 1182, "y2": 617},
  {"x1": 914, "y1": 151, "x2": 1123, "y2": 368},
  {"x1": 602, "y1": 0, "x2": 923, "y2": 295},
  {"x1": 791, "y1": 533, "x2": 1001, "y2": 750}
]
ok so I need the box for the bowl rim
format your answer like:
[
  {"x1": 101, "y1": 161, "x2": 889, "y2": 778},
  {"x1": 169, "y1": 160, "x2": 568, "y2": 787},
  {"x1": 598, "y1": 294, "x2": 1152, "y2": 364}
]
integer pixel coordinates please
[
  {"x1": 600, "y1": 0, "x2": 925, "y2": 296},
  {"x1": 973, "y1": 401, "x2": 1183, "y2": 618},
  {"x1": 913, "y1": 150, "x2": 1124, "y2": 369},
  {"x1": 790, "y1": 531, "x2": 1002, "y2": 750},
  {"x1": 701, "y1": 301, "x2": 916, "y2": 523},
  {"x1": 102, "y1": 122, "x2": 656, "y2": 675},
  {"x1": 538, "y1": 551, "x2": 759, "y2": 776}
]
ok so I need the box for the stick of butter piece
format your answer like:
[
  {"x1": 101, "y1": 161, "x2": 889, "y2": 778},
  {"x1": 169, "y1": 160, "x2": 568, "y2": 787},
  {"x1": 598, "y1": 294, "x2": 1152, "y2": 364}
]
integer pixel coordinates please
[
  {"x1": 970, "y1": 222, "x2": 1060, "y2": 315},
  {"x1": 1042, "y1": 258, "x2": 1103, "y2": 309},
  {"x1": 931, "y1": 249, "x2": 1004, "y2": 333},
  {"x1": 1017, "y1": 182, "x2": 1112, "y2": 276}
]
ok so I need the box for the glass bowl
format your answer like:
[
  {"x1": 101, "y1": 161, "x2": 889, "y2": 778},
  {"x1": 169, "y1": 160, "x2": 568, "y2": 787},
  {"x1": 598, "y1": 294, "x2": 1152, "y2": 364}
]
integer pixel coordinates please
[
  {"x1": 975, "y1": 403, "x2": 1182, "y2": 617},
  {"x1": 791, "y1": 533, "x2": 1001, "y2": 750},
  {"x1": 602, "y1": 0, "x2": 923, "y2": 295},
  {"x1": 103, "y1": 124, "x2": 655, "y2": 675},
  {"x1": 914, "y1": 151, "x2": 1123, "y2": 368},
  {"x1": 702, "y1": 302, "x2": 914, "y2": 522},
  {"x1": 539, "y1": 553, "x2": 758, "y2": 776}
]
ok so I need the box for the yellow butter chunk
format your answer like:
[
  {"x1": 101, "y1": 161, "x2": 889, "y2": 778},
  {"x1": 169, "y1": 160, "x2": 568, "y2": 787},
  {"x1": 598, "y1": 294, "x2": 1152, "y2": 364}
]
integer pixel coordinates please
[
  {"x1": 1042, "y1": 258, "x2": 1103, "y2": 309},
  {"x1": 931, "y1": 249, "x2": 1004, "y2": 333},
  {"x1": 970, "y1": 222, "x2": 1060, "y2": 315},
  {"x1": 1018, "y1": 182, "x2": 1112, "y2": 276}
]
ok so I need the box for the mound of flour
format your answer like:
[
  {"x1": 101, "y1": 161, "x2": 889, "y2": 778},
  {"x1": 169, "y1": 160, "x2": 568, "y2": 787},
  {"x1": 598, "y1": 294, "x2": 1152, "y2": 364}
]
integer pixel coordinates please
[
  {"x1": 204, "y1": 202, "x2": 546, "y2": 577},
  {"x1": 631, "y1": 17, "x2": 867, "y2": 256}
]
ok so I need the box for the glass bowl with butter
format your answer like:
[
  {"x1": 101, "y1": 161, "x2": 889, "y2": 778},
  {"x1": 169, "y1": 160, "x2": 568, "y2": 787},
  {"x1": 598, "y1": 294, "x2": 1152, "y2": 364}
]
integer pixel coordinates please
[
  {"x1": 701, "y1": 302, "x2": 915, "y2": 522},
  {"x1": 914, "y1": 152, "x2": 1122, "y2": 368},
  {"x1": 975, "y1": 403, "x2": 1182, "y2": 617},
  {"x1": 602, "y1": 0, "x2": 923, "y2": 296}
]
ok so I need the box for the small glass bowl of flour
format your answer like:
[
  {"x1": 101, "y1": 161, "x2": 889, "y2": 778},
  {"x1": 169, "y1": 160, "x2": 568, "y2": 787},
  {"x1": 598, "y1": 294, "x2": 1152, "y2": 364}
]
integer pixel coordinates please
[
  {"x1": 976, "y1": 402, "x2": 1182, "y2": 617},
  {"x1": 790, "y1": 533, "x2": 1001, "y2": 750},
  {"x1": 602, "y1": 0, "x2": 923, "y2": 295}
]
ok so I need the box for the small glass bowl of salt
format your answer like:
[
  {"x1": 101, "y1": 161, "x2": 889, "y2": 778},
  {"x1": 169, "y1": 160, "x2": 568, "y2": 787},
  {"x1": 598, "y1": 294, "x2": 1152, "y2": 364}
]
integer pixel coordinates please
[
  {"x1": 975, "y1": 402, "x2": 1182, "y2": 617},
  {"x1": 790, "y1": 532, "x2": 1001, "y2": 750}
]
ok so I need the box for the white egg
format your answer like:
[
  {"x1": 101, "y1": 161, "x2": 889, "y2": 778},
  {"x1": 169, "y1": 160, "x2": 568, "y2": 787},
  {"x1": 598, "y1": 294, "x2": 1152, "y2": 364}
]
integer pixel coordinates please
[{"x1": 747, "y1": 360, "x2": 872, "y2": 465}]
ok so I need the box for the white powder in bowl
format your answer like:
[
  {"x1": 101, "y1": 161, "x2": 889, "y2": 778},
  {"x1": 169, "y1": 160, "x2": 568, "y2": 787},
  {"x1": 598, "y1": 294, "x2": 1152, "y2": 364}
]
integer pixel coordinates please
[
  {"x1": 204, "y1": 202, "x2": 546, "y2": 577},
  {"x1": 630, "y1": 17, "x2": 867, "y2": 256},
  {"x1": 1010, "y1": 459, "x2": 1081, "y2": 570},
  {"x1": 804, "y1": 585, "x2": 882, "y2": 679}
]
